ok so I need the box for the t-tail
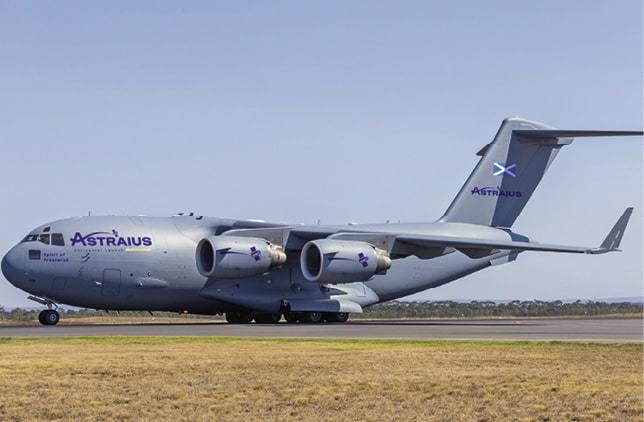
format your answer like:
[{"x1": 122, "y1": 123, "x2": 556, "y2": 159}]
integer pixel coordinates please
[{"x1": 440, "y1": 117, "x2": 643, "y2": 228}]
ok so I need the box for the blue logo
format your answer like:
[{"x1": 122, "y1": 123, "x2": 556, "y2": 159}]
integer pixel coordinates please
[
  {"x1": 471, "y1": 186, "x2": 522, "y2": 198},
  {"x1": 493, "y1": 162, "x2": 517, "y2": 177},
  {"x1": 250, "y1": 246, "x2": 261, "y2": 261},
  {"x1": 358, "y1": 252, "x2": 369, "y2": 268},
  {"x1": 70, "y1": 230, "x2": 153, "y2": 247}
]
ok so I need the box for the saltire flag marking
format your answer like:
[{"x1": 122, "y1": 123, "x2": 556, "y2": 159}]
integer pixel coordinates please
[{"x1": 493, "y1": 162, "x2": 517, "y2": 177}]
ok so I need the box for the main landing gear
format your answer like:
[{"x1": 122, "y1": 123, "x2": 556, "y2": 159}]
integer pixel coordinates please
[
  {"x1": 225, "y1": 311, "x2": 253, "y2": 324},
  {"x1": 223, "y1": 311, "x2": 350, "y2": 324},
  {"x1": 253, "y1": 313, "x2": 282, "y2": 324},
  {"x1": 326, "y1": 312, "x2": 349, "y2": 323},
  {"x1": 283, "y1": 312, "x2": 349, "y2": 324}
]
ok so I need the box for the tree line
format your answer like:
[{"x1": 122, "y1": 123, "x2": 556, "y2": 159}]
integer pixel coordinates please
[{"x1": 356, "y1": 300, "x2": 643, "y2": 318}]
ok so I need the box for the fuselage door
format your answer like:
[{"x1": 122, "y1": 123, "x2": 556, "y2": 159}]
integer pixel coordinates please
[{"x1": 102, "y1": 269, "x2": 121, "y2": 296}]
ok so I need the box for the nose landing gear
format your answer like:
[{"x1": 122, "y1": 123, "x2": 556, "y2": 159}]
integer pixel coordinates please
[
  {"x1": 38, "y1": 309, "x2": 60, "y2": 326},
  {"x1": 28, "y1": 295, "x2": 60, "y2": 326}
]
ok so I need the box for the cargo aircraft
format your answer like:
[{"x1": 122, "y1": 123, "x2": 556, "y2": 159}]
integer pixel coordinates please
[{"x1": 2, "y1": 118, "x2": 641, "y2": 325}]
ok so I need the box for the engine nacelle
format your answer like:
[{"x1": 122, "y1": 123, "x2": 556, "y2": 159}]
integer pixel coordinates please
[
  {"x1": 300, "y1": 239, "x2": 391, "y2": 283},
  {"x1": 196, "y1": 236, "x2": 287, "y2": 279}
]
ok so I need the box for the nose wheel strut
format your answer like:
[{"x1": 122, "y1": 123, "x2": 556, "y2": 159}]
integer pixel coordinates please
[{"x1": 28, "y1": 295, "x2": 60, "y2": 326}]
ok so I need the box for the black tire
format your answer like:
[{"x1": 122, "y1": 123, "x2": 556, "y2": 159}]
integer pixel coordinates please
[
  {"x1": 325, "y1": 312, "x2": 349, "y2": 323},
  {"x1": 40, "y1": 310, "x2": 59, "y2": 326},
  {"x1": 303, "y1": 311, "x2": 323, "y2": 324},
  {"x1": 226, "y1": 311, "x2": 252, "y2": 324},
  {"x1": 225, "y1": 313, "x2": 237, "y2": 323},
  {"x1": 334, "y1": 312, "x2": 349, "y2": 323},
  {"x1": 283, "y1": 312, "x2": 299, "y2": 324},
  {"x1": 254, "y1": 313, "x2": 281, "y2": 324}
]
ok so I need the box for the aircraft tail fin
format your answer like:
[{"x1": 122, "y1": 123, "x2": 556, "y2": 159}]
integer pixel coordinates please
[{"x1": 440, "y1": 117, "x2": 643, "y2": 227}]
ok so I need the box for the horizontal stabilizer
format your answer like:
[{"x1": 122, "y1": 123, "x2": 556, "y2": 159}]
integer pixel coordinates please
[{"x1": 514, "y1": 130, "x2": 643, "y2": 139}]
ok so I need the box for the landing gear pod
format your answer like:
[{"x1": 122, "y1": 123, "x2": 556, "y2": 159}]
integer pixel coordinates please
[
  {"x1": 300, "y1": 239, "x2": 391, "y2": 283},
  {"x1": 196, "y1": 236, "x2": 287, "y2": 278}
]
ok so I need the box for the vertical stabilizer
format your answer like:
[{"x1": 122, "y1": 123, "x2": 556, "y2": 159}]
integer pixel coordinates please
[
  {"x1": 440, "y1": 118, "x2": 642, "y2": 227},
  {"x1": 440, "y1": 117, "x2": 568, "y2": 227}
]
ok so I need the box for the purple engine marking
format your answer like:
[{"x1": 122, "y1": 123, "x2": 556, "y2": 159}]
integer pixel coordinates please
[
  {"x1": 358, "y1": 252, "x2": 369, "y2": 268},
  {"x1": 250, "y1": 246, "x2": 262, "y2": 261}
]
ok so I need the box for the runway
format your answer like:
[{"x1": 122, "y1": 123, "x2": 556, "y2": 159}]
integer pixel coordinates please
[{"x1": 0, "y1": 317, "x2": 641, "y2": 342}]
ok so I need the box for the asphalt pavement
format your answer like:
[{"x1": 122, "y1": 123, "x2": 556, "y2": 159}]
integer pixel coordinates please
[{"x1": 0, "y1": 317, "x2": 641, "y2": 342}]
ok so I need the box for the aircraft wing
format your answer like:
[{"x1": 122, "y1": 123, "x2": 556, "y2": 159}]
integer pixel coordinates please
[
  {"x1": 223, "y1": 208, "x2": 633, "y2": 259},
  {"x1": 334, "y1": 208, "x2": 633, "y2": 258}
]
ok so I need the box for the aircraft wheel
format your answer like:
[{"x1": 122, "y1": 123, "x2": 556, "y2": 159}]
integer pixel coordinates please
[
  {"x1": 325, "y1": 312, "x2": 349, "y2": 323},
  {"x1": 253, "y1": 313, "x2": 281, "y2": 324},
  {"x1": 39, "y1": 310, "x2": 60, "y2": 326},
  {"x1": 335, "y1": 312, "x2": 349, "y2": 323},
  {"x1": 302, "y1": 311, "x2": 323, "y2": 324},
  {"x1": 283, "y1": 312, "x2": 299, "y2": 324},
  {"x1": 225, "y1": 312, "x2": 253, "y2": 324}
]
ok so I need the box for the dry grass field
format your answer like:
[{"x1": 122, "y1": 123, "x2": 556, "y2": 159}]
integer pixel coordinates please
[{"x1": 0, "y1": 337, "x2": 641, "y2": 421}]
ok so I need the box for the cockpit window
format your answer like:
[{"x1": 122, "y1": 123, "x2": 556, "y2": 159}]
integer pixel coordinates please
[
  {"x1": 38, "y1": 234, "x2": 50, "y2": 245},
  {"x1": 51, "y1": 233, "x2": 65, "y2": 246},
  {"x1": 22, "y1": 232, "x2": 64, "y2": 245},
  {"x1": 21, "y1": 234, "x2": 38, "y2": 243}
]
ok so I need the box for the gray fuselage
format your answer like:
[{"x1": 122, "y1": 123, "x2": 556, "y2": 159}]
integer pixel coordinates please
[{"x1": 1, "y1": 215, "x2": 515, "y2": 314}]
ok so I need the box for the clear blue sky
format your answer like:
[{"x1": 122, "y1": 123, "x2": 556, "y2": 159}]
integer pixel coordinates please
[{"x1": 0, "y1": 1, "x2": 642, "y2": 307}]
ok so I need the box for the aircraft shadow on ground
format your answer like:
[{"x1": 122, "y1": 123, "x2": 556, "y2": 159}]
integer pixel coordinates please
[{"x1": 347, "y1": 320, "x2": 533, "y2": 327}]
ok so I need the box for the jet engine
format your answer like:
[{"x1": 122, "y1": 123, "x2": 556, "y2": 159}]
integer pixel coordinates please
[
  {"x1": 196, "y1": 236, "x2": 287, "y2": 278},
  {"x1": 300, "y1": 239, "x2": 391, "y2": 283}
]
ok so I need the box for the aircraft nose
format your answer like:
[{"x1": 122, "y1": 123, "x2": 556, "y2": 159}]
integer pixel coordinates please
[{"x1": 1, "y1": 248, "x2": 23, "y2": 286}]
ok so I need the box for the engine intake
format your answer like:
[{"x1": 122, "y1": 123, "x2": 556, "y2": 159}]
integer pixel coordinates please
[
  {"x1": 196, "y1": 236, "x2": 286, "y2": 278},
  {"x1": 300, "y1": 239, "x2": 391, "y2": 283}
]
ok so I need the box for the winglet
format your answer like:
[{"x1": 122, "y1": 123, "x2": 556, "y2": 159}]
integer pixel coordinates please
[{"x1": 587, "y1": 208, "x2": 634, "y2": 254}]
